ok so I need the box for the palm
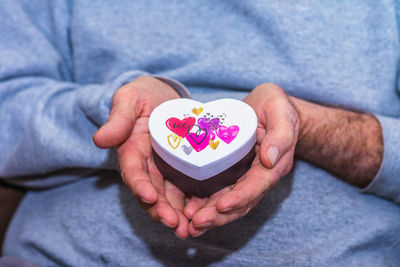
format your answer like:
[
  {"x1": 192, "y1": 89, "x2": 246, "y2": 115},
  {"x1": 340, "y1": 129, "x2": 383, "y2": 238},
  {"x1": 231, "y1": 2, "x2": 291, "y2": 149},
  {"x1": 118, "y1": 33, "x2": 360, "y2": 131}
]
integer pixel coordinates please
[
  {"x1": 186, "y1": 143, "x2": 271, "y2": 235},
  {"x1": 116, "y1": 116, "x2": 189, "y2": 238},
  {"x1": 93, "y1": 76, "x2": 189, "y2": 238},
  {"x1": 186, "y1": 121, "x2": 292, "y2": 236}
]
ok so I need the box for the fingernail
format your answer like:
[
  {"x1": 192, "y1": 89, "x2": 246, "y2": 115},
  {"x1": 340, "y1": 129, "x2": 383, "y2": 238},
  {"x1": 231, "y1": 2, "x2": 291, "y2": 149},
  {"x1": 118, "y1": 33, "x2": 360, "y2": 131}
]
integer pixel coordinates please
[
  {"x1": 160, "y1": 219, "x2": 174, "y2": 228},
  {"x1": 141, "y1": 198, "x2": 153, "y2": 204},
  {"x1": 175, "y1": 232, "x2": 186, "y2": 240},
  {"x1": 220, "y1": 206, "x2": 233, "y2": 213},
  {"x1": 185, "y1": 210, "x2": 194, "y2": 219},
  {"x1": 195, "y1": 221, "x2": 212, "y2": 228},
  {"x1": 267, "y1": 146, "x2": 279, "y2": 166},
  {"x1": 193, "y1": 229, "x2": 208, "y2": 237}
]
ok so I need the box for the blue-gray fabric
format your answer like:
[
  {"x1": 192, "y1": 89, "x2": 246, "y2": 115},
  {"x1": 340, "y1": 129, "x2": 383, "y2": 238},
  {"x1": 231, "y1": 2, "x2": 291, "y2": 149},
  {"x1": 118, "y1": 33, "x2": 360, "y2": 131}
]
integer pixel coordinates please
[
  {"x1": 0, "y1": 256, "x2": 42, "y2": 267},
  {"x1": 1, "y1": 0, "x2": 399, "y2": 266}
]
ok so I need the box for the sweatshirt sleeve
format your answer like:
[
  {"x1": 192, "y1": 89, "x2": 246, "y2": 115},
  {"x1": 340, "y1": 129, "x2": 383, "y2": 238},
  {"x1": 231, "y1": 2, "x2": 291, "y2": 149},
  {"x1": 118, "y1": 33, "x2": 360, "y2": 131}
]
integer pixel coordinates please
[
  {"x1": 361, "y1": 114, "x2": 400, "y2": 204},
  {"x1": 361, "y1": 73, "x2": 400, "y2": 204},
  {"x1": 0, "y1": 1, "x2": 188, "y2": 188}
]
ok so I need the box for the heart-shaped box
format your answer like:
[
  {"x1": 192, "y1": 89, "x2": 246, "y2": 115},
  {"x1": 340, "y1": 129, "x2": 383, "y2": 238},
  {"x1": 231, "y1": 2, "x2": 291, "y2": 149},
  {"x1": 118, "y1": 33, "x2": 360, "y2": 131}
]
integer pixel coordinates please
[{"x1": 148, "y1": 98, "x2": 257, "y2": 197}]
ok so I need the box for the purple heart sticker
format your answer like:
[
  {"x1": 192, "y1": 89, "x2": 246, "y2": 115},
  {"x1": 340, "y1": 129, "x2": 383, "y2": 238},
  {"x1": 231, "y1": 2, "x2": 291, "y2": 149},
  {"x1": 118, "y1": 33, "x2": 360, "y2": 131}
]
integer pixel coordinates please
[{"x1": 198, "y1": 117, "x2": 220, "y2": 132}]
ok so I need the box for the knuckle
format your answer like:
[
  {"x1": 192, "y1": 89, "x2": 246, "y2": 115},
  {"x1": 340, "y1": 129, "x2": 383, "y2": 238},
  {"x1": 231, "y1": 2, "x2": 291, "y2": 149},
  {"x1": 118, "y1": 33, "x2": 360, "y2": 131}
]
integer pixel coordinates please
[
  {"x1": 147, "y1": 211, "x2": 160, "y2": 223},
  {"x1": 263, "y1": 172, "x2": 279, "y2": 193},
  {"x1": 259, "y1": 90, "x2": 289, "y2": 112},
  {"x1": 289, "y1": 111, "x2": 300, "y2": 128},
  {"x1": 285, "y1": 157, "x2": 295, "y2": 174},
  {"x1": 262, "y1": 179, "x2": 271, "y2": 195},
  {"x1": 275, "y1": 129, "x2": 294, "y2": 145},
  {"x1": 112, "y1": 88, "x2": 130, "y2": 103},
  {"x1": 235, "y1": 205, "x2": 254, "y2": 220},
  {"x1": 116, "y1": 110, "x2": 133, "y2": 123},
  {"x1": 119, "y1": 166, "x2": 132, "y2": 185},
  {"x1": 256, "y1": 83, "x2": 283, "y2": 93},
  {"x1": 134, "y1": 75, "x2": 154, "y2": 84},
  {"x1": 120, "y1": 167, "x2": 141, "y2": 193},
  {"x1": 113, "y1": 85, "x2": 142, "y2": 107},
  {"x1": 238, "y1": 198, "x2": 250, "y2": 210},
  {"x1": 274, "y1": 158, "x2": 294, "y2": 180},
  {"x1": 282, "y1": 162, "x2": 294, "y2": 176},
  {"x1": 268, "y1": 97, "x2": 288, "y2": 112},
  {"x1": 130, "y1": 182, "x2": 143, "y2": 198},
  {"x1": 165, "y1": 185, "x2": 183, "y2": 198}
]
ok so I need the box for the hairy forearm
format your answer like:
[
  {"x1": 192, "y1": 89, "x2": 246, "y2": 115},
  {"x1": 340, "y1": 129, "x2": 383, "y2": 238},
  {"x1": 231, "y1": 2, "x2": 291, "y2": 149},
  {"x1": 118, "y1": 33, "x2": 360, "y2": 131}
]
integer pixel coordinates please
[{"x1": 290, "y1": 97, "x2": 384, "y2": 188}]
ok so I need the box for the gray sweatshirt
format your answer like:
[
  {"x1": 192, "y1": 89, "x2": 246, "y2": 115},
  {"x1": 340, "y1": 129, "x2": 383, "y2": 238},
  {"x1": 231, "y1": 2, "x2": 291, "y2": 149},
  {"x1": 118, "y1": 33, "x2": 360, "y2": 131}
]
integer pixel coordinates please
[{"x1": 1, "y1": 0, "x2": 399, "y2": 266}]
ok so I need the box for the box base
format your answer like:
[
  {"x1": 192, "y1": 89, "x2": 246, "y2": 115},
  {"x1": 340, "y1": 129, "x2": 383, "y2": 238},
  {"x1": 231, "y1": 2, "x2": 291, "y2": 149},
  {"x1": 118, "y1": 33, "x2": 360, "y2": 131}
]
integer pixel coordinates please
[{"x1": 153, "y1": 147, "x2": 256, "y2": 198}]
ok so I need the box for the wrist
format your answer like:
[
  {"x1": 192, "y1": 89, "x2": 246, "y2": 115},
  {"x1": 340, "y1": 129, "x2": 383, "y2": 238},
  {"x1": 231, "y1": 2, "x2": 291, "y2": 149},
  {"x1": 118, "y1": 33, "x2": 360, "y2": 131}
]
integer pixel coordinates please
[
  {"x1": 134, "y1": 76, "x2": 180, "y2": 98},
  {"x1": 288, "y1": 96, "x2": 383, "y2": 187},
  {"x1": 152, "y1": 75, "x2": 191, "y2": 99},
  {"x1": 288, "y1": 96, "x2": 323, "y2": 156}
]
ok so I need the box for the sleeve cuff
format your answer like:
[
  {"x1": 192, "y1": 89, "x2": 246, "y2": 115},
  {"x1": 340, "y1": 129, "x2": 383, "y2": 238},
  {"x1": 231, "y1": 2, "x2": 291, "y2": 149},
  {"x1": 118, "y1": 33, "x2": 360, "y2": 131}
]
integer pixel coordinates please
[
  {"x1": 152, "y1": 75, "x2": 192, "y2": 98},
  {"x1": 79, "y1": 72, "x2": 191, "y2": 127},
  {"x1": 78, "y1": 70, "x2": 150, "y2": 127},
  {"x1": 361, "y1": 114, "x2": 400, "y2": 204}
]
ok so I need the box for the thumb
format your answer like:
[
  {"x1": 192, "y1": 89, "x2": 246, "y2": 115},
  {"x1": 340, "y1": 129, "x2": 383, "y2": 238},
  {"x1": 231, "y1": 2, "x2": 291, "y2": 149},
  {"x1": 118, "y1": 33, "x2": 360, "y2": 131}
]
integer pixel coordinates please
[
  {"x1": 259, "y1": 128, "x2": 294, "y2": 169},
  {"x1": 258, "y1": 104, "x2": 299, "y2": 169},
  {"x1": 93, "y1": 89, "x2": 140, "y2": 149}
]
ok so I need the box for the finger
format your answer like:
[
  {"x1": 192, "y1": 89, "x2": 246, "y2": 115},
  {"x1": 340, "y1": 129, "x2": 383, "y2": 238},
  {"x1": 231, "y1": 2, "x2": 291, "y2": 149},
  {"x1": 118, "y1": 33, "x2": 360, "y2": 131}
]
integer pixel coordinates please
[
  {"x1": 189, "y1": 154, "x2": 292, "y2": 236},
  {"x1": 126, "y1": 163, "x2": 179, "y2": 228},
  {"x1": 116, "y1": 116, "x2": 182, "y2": 230},
  {"x1": 183, "y1": 196, "x2": 209, "y2": 219},
  {"x1": 93, "y1": 89, "x2": 140, "y2": 148},
  {"x1": 188, "y1": 206, "x2": 215, "y2": 237},
  {"x1": 156, "y1": 198, "x2": 180, "y2": 229},
  {"x1": 124, "y1": 166, "x2": 159, "y2": 204},
  {"x1": 189, "y1": 187, "x2": 231, "y2": 229},
  {"x1": 215, "y1": 163, "x2": 270, "y2": 213},
  {"x1": 147, "y1": 155, "x2": 167, "y2": 195},
  {"x1": 188, "y1": 173, "x2": 268, "y2": 237},
  {"x1": 138, "y1": 196, "x2": 179, "y2": 229},
  {"x1": 259, "y1": 98, "x2": 298, "y2": 168},
  {"x1": 164, "y1": 181, "x2": 190, "y2": 238},
  {"x1": 189, "y1": 205, "x2": 252, "y2": 237},
  {"x1": 164, "y1": 180, "x2": 186, "y2": 212},
  {"x1": 217, "y1": 152, "x2": 293, "y2": 213},
  {"x1": 174, "y1": 212, "x2": 190, "y2": 240},
  {"x1": 119, "y1": 138, "x2": 159, "y2": 204}
]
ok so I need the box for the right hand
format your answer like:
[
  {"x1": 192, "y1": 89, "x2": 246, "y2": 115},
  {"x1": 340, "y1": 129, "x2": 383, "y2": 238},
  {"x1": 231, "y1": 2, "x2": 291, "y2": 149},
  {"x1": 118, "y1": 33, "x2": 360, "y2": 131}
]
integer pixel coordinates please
[{"x1": 93, "y1": 76, "x2": 190, "y2": 239}]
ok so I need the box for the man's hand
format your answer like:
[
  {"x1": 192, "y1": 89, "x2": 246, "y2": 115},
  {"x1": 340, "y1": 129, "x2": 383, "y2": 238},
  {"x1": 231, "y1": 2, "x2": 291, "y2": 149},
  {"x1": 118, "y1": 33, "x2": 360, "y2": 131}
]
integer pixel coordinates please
[
  {"x1": 184, "y1": 83, "x2": 300, "y2": 237},
  {"x1": 93, "y1": 76, "x2": 190, "y2": 239}
]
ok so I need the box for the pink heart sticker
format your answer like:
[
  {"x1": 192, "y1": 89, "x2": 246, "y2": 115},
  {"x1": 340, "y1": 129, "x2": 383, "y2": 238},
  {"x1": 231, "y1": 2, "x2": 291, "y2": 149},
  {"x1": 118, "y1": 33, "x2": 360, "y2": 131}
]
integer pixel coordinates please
[
  {"x1": 166, "y1": 117, "x2": 195, "y2": 138},
  {"x1": 216, "y1": 125, "x2": 239, "y2": 144}
]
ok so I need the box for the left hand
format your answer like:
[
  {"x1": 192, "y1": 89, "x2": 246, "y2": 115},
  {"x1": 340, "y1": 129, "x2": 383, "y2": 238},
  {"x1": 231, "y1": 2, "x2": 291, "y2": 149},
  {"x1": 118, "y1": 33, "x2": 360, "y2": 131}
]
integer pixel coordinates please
[{"x1": 184, "y1": 83, "x2": 301, "y2": 237}]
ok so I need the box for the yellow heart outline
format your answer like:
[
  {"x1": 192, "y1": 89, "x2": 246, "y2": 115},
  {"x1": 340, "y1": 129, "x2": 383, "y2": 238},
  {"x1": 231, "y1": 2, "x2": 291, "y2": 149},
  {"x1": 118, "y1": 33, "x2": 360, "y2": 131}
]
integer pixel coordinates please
[
  {"x1": 192, "y1": 107, "x2": 203, "y2": 116},
  {"x1": 209, "y1": 139, "x2": 220, "y2": 150},
  {"x1": 167, "y1": 134, "x2": 182, "y2": 149}
]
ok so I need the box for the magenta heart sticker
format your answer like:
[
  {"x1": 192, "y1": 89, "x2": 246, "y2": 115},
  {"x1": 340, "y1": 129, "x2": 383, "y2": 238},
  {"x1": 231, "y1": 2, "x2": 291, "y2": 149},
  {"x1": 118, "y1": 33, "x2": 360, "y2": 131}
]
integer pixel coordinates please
[
  {"x1": 216, "y1": 125, "x2": 239, "y2": 144},
  {"x1": 186, "y1": 125, "x2": 216, "y2": 152}
]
